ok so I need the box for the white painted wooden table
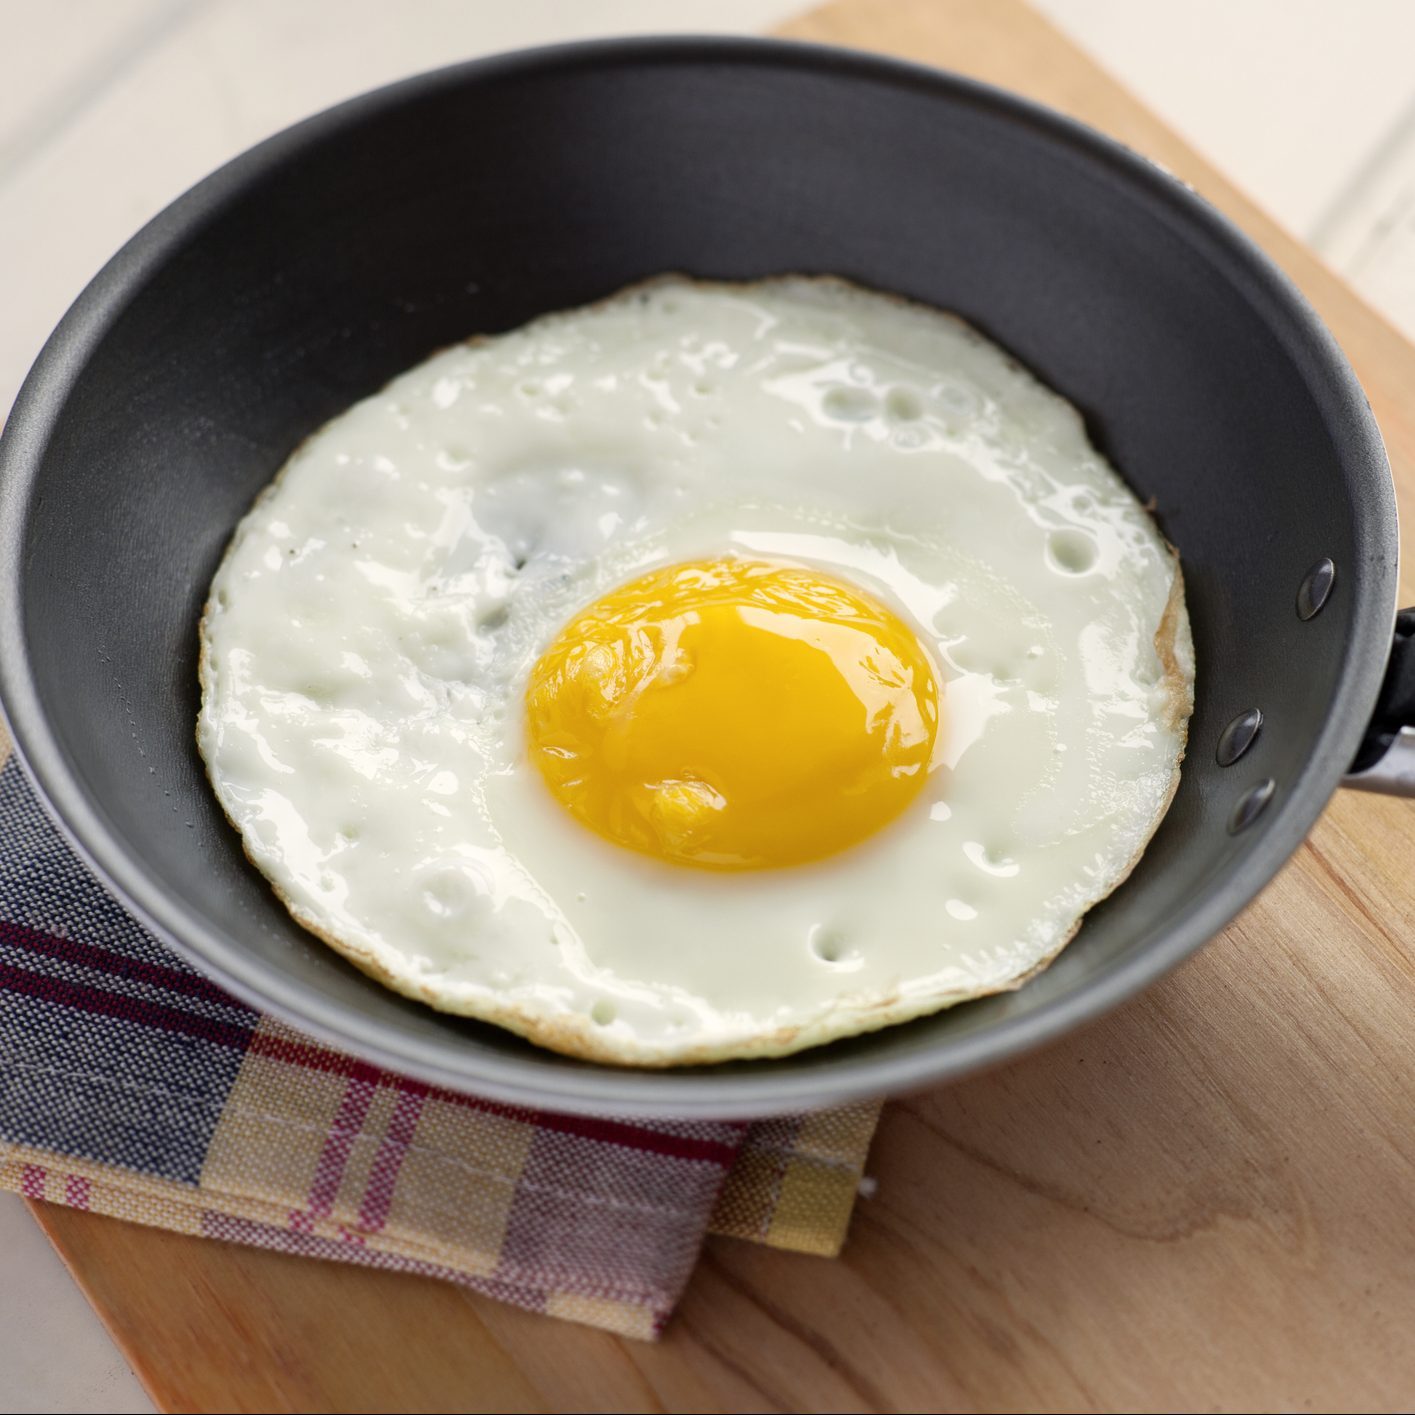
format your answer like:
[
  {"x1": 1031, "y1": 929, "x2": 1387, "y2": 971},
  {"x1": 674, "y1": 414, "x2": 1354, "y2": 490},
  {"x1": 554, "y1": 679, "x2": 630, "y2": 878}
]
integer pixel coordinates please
[{"x1": 5, "y1": 2, "x2": 1415, "y2": 1409}]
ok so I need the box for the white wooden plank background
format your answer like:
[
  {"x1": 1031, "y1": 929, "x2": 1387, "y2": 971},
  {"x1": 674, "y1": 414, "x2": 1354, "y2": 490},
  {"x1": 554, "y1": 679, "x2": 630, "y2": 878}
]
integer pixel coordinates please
[{"x1": 5, "y1": 2, "x2": 1415, "y2": 1410}]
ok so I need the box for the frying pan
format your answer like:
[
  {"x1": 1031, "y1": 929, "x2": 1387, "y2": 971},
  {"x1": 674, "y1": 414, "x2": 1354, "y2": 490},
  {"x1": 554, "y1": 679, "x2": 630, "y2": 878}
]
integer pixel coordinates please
[{"x1": 0, "y1": 37, "x2": 1409, "y2": 1119}]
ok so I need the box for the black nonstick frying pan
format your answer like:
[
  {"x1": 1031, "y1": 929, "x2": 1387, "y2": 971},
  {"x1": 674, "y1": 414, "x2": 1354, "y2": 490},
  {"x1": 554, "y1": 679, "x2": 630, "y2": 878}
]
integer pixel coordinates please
[{"x1": 0, "y1": 38, "x2": 1408, "y2": 1118}]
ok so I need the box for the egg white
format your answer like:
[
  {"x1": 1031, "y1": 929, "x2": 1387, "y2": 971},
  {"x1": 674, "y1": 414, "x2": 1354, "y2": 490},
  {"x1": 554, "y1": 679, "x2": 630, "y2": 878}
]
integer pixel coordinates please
[{"x1": 197, "y1": 276, "x2": 1193, "y2": 1065}]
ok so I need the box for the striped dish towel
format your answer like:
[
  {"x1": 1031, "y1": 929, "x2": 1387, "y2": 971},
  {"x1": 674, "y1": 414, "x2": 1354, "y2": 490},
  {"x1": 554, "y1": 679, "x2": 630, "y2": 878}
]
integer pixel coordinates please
[{"x1": 0, "y1": 720, "x2": 879, "y2": 1338}]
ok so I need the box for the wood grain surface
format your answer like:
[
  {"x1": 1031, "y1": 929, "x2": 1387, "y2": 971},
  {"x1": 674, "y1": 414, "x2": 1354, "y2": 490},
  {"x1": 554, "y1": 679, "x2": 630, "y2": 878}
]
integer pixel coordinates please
[{"x1": 29, "y1": 1, "x2": 1415, "y2": 1410}]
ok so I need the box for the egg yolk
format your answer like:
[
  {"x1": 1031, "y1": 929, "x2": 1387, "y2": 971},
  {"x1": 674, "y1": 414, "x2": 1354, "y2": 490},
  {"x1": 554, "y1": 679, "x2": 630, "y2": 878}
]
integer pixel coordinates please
[{"x1": 525, "y1": 558, "x2": 939, "y2": 869}]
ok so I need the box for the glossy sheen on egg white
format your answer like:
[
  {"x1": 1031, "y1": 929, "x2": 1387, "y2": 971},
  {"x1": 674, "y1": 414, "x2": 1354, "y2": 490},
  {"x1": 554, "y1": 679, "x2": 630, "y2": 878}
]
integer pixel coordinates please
[{"x1": 197, "y1": 277, "x2": 1194, "y2": 1065}]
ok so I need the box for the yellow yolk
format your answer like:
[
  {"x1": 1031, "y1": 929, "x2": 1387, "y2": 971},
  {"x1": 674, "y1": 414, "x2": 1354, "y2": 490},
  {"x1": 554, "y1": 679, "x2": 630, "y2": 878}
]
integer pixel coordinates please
[{"x1": 525, "y1": 558, "x2": 940, "y2": 869}]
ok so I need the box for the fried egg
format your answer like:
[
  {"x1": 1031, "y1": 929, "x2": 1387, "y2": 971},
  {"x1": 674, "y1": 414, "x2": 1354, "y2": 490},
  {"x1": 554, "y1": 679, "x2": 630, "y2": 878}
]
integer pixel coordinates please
[{"x1": 197, "y1": 276, "x2": 1193, "y2": 1065}]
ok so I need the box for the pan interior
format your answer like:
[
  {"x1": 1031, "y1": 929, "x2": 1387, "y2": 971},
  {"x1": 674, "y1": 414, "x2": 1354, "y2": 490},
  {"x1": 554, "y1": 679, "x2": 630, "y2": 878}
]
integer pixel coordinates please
[{"x1": 0, "y1": 41, "x2": 1394, "y2": 1114}]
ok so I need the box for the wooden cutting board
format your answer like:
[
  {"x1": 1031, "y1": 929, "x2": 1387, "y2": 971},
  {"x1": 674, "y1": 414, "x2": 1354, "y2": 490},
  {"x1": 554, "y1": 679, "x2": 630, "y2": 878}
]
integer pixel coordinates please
[{"x1": 30, "y1": 2, "x2": 1415, "y2": 1410}]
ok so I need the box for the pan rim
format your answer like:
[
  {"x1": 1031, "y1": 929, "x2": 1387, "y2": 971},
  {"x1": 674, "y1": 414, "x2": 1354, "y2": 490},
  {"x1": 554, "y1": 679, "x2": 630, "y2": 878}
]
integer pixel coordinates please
[{"x1": 0, "y1": 34, "x2": 1398, "y2": 1118}]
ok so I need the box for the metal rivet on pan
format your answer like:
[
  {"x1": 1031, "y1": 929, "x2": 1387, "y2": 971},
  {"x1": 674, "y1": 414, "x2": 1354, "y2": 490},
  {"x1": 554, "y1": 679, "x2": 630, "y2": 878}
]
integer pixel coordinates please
[
  {"x1": 1228, "y1": 778, "x2": 1276, "y2": 835},
  {"x1": 1216, "y1": 708, "x2": 1263, "y2": 767},
  {"x1": 1297, "y1": 558, "x2": 1336, "y2": 620}
]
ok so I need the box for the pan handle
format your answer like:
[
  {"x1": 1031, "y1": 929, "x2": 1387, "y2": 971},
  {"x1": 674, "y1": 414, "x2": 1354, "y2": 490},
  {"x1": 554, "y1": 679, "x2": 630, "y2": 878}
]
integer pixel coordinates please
[{"x1": 1345, "y1": 608, "x2": 1415, "y2": 796}]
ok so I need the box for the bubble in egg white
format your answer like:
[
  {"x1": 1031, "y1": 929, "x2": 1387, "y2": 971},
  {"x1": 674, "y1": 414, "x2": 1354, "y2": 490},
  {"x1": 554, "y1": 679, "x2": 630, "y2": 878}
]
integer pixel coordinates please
[
  {"x1": 823, "y1": 385, "x2": 879, "y2": 422},
  {"x1": 1047, "y1": 529, "x2": 1100, "y2": 575},
  {"x1": 885, "y1": 386, "x2": 925, "y2": 422}
]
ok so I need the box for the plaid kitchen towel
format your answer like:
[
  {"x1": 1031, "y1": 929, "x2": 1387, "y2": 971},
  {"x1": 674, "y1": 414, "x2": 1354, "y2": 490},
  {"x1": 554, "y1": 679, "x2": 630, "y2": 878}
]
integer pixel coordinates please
[{"x1": 0, "y1": 720, "x2": 879, "y2": 1338}]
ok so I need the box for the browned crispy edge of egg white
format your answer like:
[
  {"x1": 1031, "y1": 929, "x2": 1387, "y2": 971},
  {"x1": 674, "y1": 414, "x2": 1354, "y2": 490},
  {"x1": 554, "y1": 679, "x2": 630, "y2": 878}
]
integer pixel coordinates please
[{"x1": 195, "y1": 275, "x2": 1195, "y2": 1068}]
